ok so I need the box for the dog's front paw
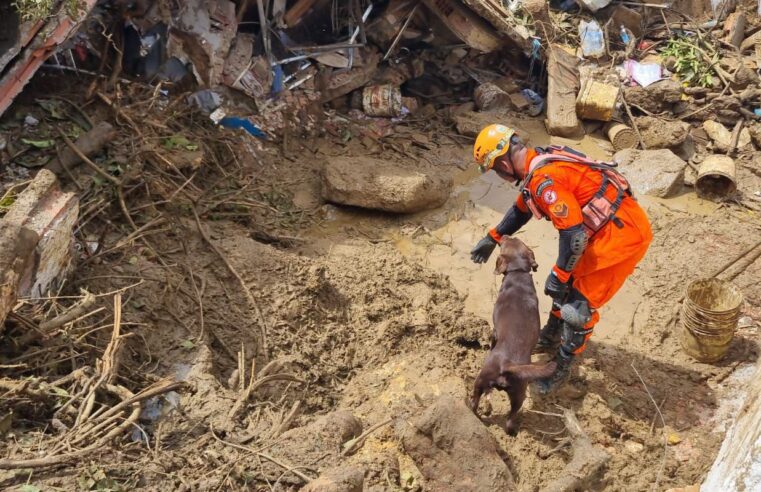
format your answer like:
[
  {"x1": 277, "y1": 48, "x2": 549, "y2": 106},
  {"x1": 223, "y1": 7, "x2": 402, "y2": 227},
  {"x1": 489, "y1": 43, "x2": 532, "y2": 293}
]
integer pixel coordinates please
[{"x1": 468, "y1": 397, "x2": 480, "y2": 415}]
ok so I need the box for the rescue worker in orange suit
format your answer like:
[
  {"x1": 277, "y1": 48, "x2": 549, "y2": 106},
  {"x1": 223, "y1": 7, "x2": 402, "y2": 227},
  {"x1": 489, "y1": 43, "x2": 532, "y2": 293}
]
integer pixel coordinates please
[{"x1": 469, "y1": 124, "x2": 653, "y2": 393}]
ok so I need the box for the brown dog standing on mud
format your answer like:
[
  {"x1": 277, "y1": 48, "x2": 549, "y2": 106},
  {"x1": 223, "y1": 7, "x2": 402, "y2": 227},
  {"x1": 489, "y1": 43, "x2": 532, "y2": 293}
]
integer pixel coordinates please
[{"x1": 470, "y1": 237, "x2": 557, "y2": 434}]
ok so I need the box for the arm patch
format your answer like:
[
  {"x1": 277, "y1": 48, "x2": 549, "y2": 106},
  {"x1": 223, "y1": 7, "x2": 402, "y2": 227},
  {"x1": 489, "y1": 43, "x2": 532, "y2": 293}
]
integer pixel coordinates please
[{"x1": 535, "y1": 179, "x2": 554, "y2": 197}]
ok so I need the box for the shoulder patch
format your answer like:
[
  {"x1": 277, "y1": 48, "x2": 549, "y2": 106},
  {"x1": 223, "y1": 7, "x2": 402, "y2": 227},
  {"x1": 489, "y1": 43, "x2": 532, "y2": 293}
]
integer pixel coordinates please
[
  {"x1": 550, "y1": 202, "x2": 569, "y2": 218},
  {"x1": 542, "y1": 189, "x2": 557, "y2": 205},
  {"x1": 535, "y1": 179, "x2": 554, "y2": 197}
]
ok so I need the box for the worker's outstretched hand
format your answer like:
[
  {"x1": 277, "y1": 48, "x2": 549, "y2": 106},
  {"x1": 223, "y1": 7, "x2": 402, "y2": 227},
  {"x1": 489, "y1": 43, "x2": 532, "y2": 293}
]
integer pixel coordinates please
[{"x1": 471, "y1": 235, "x2": 497, "y2": 264}]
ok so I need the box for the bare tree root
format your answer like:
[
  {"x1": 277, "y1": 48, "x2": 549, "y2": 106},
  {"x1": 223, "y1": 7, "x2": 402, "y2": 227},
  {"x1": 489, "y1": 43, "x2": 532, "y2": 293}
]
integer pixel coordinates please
[{"x1": 539, "y1": 408, "x2": 610, "y2": 492}]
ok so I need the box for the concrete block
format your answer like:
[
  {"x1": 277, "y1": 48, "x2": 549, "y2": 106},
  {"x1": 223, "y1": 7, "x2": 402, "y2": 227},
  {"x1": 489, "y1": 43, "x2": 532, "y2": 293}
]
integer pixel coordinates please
[{"x1": 0, "y1": 170, "x2": 78, "y2": 327}]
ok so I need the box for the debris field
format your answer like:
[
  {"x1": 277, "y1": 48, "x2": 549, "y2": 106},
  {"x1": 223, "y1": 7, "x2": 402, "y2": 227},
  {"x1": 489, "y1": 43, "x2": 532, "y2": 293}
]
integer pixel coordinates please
[{"x1": 1, "y1": 0, "x2": 761, "y2": 491}]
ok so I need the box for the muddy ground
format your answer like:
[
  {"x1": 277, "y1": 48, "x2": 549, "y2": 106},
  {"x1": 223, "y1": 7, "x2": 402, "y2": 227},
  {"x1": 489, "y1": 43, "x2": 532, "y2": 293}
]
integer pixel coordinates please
[{"x1": 1, "y1": 76, "x2": 761, "y2": 491}]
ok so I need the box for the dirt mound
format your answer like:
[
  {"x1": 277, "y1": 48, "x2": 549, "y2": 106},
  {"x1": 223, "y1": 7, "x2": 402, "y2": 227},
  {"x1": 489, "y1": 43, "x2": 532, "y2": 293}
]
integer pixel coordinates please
[{"x1": 399, "y1": 395, "x2": 516, "y2": 491}]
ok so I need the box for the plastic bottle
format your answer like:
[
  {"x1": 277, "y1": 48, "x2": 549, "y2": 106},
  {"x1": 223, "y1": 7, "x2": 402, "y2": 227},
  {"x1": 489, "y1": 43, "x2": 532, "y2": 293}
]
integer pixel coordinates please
[
  {"x1": 619, "y1": 25, "x2": 631, "y2": 45},
  {"x1": 579, "y1": 20, "x2": 605, "y2": 58}
]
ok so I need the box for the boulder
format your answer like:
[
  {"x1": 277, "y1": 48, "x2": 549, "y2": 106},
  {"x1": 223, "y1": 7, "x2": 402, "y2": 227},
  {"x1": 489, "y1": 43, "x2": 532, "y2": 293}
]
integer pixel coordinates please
[
  {"x1": 624, "y1": 80, "x2": 682, "y2": 114},
  {"x1": 635, "y1": 117, "x2": 690, "y2": 149},
  {"x1": 613, "y1": 149, "x2": 686, "y2": 198},
  {"x1": 322, "y1": 157, "x2": 452, "y2": 213},
  {"x1": 398, "y1": 395, "x2": 515, "y2": 491}
]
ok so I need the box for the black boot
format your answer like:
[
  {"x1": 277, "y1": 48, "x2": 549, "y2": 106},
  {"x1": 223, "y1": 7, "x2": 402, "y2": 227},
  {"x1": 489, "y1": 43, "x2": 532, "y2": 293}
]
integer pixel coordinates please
[
  {"x1": 534, "y1": 313, "x2": 562, "y2": 353},
  {"x1": 535, "y1": 348, "x2": 574, "y2": 395}
]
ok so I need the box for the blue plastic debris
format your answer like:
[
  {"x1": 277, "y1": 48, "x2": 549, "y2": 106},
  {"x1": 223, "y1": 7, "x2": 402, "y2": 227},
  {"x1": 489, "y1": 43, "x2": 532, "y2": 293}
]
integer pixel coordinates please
[
  {"x1": 219, "y1": 117, "x2": 267, "y2": 139},
  {"x1": 272, "y1": 65, "x2": 285, "y2": 95},
  {"x1": 521, "y1": 89, "x2": 545, "y2": 117}
]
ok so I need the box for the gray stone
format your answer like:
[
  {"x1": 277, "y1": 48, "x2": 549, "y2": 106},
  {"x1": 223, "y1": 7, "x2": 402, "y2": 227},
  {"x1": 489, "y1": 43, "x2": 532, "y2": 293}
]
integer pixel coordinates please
[
  {"x1": 613, "y1": 149, "x2": 686, "y2": 198},
  {"x1": 635, "y1": 117, "x2": 690, "y2": 149},
  {"x1": 322, "y1": 157, "x2": 452, "y2": 213}
]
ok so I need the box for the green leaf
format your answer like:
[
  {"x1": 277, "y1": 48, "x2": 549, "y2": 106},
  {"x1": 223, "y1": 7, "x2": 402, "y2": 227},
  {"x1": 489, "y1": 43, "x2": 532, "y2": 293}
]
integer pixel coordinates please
[
  {"x1": 52, "y1": 386, "x2": 69, "y2": 397},
  {"x1": 180, "y1": 340, "x2": 195, "y2": 350},
  {"x1": 20, "y1": 485, "x2": 41, "y2": 492},
  {"x1": 21, "y1": 138, "x2": 55, "y2": 149},
  {"x1": 162, "y1": 135, "x2": 197, "y2": 151},
  {"x1": 37, "y1": 99, "x2": 67, "y2": 120}
]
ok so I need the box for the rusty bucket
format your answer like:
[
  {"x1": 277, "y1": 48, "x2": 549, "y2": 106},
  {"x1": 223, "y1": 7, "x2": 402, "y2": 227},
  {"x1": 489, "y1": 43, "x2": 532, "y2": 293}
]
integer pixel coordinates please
[
  {"x1": 680, "y1": 278, "x2": 744, "y2": 363},
  {"x1": 604, "y1": 122, "x2": 638, "y2": 150},
  {"x1": 362, "y1": 85, "x2": 403, "y2": 117},
  {"x1": 695, "y1": 155, "x2": 737, "y2": 201}
]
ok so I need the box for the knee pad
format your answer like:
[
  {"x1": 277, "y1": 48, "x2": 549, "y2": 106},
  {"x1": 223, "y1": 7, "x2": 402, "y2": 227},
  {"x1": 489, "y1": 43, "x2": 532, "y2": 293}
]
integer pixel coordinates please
[
  {"x1": 560, "y1": 300, "x2": 592, "y2": 328},
  {"x1": 560, "y1": 322, "x2": 593, "y2": 355}
]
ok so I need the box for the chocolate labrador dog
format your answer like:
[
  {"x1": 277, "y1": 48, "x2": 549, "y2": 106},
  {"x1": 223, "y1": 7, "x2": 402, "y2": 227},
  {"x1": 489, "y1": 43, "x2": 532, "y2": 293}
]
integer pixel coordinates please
[{"x1": 470, "y1": 237, "x2": 557, "y2": 434}]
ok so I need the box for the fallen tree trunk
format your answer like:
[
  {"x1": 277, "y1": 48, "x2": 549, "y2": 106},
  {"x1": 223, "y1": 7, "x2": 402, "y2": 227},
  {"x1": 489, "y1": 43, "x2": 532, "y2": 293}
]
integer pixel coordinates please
[{"x1": 701, "y1": 360, "x2": 761, "y2": 491}]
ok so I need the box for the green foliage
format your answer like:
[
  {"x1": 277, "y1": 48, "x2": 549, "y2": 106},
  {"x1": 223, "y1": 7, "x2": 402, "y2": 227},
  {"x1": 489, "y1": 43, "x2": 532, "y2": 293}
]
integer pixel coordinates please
[
  {"x1": 660, "y1": 37, "x2": 717, "y2": 88},
  {"x1": 13, "y1": 0, "x2": 82, "y2": 21},
  {"x1": 162, "y1": 135, "x2": 199, "y2": 151}
]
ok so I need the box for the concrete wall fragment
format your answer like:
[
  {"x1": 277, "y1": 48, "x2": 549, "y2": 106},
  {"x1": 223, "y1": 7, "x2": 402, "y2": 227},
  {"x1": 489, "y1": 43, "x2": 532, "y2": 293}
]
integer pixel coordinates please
[{"x1": 0, "y1": 170, "x2": 79, "y2": 328}]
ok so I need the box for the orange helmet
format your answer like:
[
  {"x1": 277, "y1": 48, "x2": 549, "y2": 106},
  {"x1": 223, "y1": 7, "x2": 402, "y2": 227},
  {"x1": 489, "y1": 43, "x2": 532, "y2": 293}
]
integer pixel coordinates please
[{"x1": 473, "y1": 124, "x2": 515, "y2": 173}]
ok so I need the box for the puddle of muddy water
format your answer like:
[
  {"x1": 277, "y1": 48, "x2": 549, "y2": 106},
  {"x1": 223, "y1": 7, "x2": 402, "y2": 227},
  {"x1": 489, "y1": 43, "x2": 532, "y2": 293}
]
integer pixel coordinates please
[{"x1": 308, "y1": 121, "x2": 723, "y2": 347}]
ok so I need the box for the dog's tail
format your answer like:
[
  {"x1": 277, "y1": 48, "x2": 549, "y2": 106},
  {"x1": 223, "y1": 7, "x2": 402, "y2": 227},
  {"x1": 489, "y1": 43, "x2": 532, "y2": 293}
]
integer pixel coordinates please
[{"x1": 503, "y1": 361, "x2": 557, "y2": 382}]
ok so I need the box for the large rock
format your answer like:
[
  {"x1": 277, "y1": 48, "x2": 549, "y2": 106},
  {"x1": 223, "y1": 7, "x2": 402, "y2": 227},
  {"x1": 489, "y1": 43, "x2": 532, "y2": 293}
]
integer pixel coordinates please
[
  {"x1": 398, "y1": 395, "x2": 515, "y2": 491},
  {"x1": 322, "y1": 157, "x2": 452, "y2": 213},
  {"x1": 613, "y1": 149, "x2": 686, "y2": 198},
  {"x1": 624, "y1": 80, "x2": 682, "y2": 114},
  {"x1": 635, "y1": 117, "x2": 690, "y2": 149}
]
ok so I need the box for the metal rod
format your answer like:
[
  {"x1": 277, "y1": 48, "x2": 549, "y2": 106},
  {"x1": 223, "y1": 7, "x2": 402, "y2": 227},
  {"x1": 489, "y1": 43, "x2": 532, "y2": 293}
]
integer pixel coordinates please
[
  {"x1": 287, "y1": 42, "x2": 365, "y2": 52},
  {"x1": 283, "y1": 62, "x2": 312, "y2": 84},
  {"x1": 256, "y1": 0, "x2": 273, "y2": 63},
  {"x1": 347, "y1": 3, "x2": 374, "y2": 70},
  {"x1": 383, "y1": 4, "x2": 419, "y2": 61}
]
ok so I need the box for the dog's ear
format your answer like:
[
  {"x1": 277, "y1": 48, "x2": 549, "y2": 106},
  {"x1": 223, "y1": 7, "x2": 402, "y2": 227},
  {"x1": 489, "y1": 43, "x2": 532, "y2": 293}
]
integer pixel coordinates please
[
  {"x1": 527, "y1": 249, "x2": 538, "y2": 272},
  {"x1": 494, "y1": 253, "x2": 507, "y2": 275}
]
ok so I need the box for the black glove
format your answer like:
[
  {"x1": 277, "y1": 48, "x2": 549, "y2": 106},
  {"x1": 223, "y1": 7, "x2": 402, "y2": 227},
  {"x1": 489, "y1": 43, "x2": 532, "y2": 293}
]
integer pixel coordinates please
[
  {"x1": 544, "y1": 270, "x2": 569, "y2": 302},
  {"x1": 470, "y1": 235, "x2": 498, "y2": 264}
]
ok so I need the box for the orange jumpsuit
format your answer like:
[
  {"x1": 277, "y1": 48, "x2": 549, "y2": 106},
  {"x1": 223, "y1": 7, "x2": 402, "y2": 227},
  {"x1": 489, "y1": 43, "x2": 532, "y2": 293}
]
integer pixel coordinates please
[{"x1": 513, "y1": 150, "x2": 652, "y2": 353}]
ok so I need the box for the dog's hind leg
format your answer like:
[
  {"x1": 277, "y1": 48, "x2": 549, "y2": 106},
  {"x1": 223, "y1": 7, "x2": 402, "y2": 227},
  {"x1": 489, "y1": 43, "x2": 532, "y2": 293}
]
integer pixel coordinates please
[
  {"x1": 505, "y1": 381, "x2": 527, "y2": 436},
  {"x1": 470, "y1": 374, "x2": 486, "y2": 415}
]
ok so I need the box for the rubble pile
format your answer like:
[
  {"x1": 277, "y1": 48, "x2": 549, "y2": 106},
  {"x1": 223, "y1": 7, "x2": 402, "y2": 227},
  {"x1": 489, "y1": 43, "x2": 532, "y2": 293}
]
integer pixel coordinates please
[
  {"x1": 0, "y1": 0, "x2": 761, "y2": 490},
  {"x1": 0, "y1": 0, "x2": 545, "y2": 140}
]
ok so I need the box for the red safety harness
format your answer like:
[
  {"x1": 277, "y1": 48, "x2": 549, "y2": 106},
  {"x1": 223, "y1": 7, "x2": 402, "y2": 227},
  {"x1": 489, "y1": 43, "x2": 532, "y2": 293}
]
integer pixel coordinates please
[{"x1": 520, "y1": 146, "x2": 633, "y2": 237}]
